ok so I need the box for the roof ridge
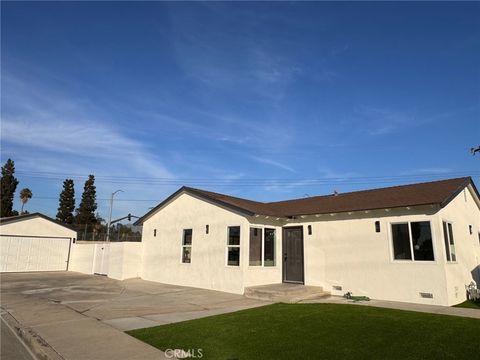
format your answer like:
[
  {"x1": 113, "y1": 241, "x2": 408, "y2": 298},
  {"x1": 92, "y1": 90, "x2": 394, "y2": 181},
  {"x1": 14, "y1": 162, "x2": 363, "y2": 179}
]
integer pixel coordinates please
[
  {"x1": 135, "y1": 176, "x2": 475, "y2": 224},
  {"x1": 184, "y1": 186, "x2": 268, "y2": 205},
  {"x1": 266, "y1": 176, "x2": 471, "y2": 205}
]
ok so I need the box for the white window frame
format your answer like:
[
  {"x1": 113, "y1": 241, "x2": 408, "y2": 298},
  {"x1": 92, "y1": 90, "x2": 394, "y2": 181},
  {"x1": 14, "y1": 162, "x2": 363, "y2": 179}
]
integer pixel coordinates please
[
  {"x1": 389, "y1": 220, "x2": 436, "y2": 263},
  {"x1": 181, "y1": 229, "x2": 192, "y2": 264},
  {"x1": 226, "y1": 225, "x2": 241, "y2": 267},
  {"x1": 248, "y1": 225, "x2": 276, "y2": 268},
  {"x1": 442, "y1": 220, "x2": 457, "y2": 263}
]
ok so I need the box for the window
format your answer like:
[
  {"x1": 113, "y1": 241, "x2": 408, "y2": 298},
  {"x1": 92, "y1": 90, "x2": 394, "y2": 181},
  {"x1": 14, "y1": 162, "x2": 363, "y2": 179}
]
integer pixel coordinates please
[
  {"x1": 411, "y1": 222, "x2": 434, "y2": 261},
  {"x1": 392, "y1": 223, "x2": 411, "y2": 260},
  {"x1": 307, "y1": 225, "x2": 312, "y2": 235},
  {"x1": 249, "y1": 227, "x2": 276, "y2": 266},
  {"x1": 182, "y1": 229, "x2": 192, "y2": 263},
  {"x1": 249, "y1": 228, "x2": 262, "y2": 266},
  {"x1": 375, "y1": 221, "x2": 381, "y2": 233},
  {"x1": 442, "y1": 221, "x2": 456, "y2": 262},
  {"x1": 227, "y1": 226, "x2": 240, "y2": 266},
  {"x1": 264, "y1": 228, "x2": 276, "y2": 266},
  {"x1": 391, "y1": 221, "x2": 434, "y2": 261},
  {"x1": 206, "y1": 224, "x2": 209, "y2": 234}
]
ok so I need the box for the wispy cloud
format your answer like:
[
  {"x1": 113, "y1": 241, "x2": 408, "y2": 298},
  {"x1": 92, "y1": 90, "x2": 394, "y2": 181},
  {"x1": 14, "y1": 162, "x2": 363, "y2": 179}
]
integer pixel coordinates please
[
  {"x1": 353, "y1": 104, "x2": 479, "y2": 137},
  {"x1": 1, "y1": 74, "x2": 176, "y2": 216},
  {"x1": 354, "y1": 106, "x2": 416, "y2": 136},
  {"x1": 400, "y1": 168, "x2": 453, "y2": 176},
  {"x1": 250, "y1": 156, "x2": 295, "y2": 173}
]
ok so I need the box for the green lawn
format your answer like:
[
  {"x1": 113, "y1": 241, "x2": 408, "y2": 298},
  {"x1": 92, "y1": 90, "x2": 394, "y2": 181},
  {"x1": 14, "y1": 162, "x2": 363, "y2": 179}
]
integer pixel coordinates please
[
  {"x1": 128, "y1": 303, "x2": 480, "y2": 360},
  {"x1": 454, "y1": 300, "x2": 480, "y2": 309}
]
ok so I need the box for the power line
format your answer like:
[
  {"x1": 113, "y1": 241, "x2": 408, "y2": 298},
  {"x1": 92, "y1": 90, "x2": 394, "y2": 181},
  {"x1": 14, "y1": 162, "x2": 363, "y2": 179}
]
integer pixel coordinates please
[{"x1": 15, "y1": 170, "x2": 480, "y2": 184}]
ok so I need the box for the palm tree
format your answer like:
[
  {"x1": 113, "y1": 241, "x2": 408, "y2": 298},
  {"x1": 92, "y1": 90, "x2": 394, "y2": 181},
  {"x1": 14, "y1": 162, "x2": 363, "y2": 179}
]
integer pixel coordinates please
[{"x1": 19, "y1": 188, "x2": 33, "y2": 214}]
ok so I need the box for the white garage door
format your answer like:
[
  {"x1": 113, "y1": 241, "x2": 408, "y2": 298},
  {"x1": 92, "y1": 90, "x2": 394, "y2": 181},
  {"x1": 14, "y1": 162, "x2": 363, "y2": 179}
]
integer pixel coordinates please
[{"x1": 0, "y1": 235, "x2": 72, "y2": 272}]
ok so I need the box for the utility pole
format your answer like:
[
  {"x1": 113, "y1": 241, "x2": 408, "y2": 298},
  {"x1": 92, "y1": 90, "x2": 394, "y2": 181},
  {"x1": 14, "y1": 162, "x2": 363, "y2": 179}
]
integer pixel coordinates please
[{"x1": 106, "y1": 190, "x2": 123, "y2": 243}]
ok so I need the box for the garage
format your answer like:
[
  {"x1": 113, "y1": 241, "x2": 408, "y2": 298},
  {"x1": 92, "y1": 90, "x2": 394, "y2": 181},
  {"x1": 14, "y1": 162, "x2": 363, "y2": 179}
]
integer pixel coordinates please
[{"x1": 0, "y1": 213, "x2": 77, "y2": 272}]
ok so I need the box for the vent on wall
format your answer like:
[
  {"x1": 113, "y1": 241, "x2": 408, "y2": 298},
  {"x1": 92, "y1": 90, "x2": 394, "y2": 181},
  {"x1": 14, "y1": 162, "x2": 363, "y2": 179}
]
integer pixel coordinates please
[
  {"x1": 419, "y1": 292, "x2": 433, "y2": 299},
  {"x1": 333, "y1": 285, "x2": 342, "y2": 291}
]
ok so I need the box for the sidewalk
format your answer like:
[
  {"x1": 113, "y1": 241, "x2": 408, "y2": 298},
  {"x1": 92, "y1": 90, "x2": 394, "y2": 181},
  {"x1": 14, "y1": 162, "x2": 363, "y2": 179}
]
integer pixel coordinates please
[
  {"x1": 303, "y1": 296, "x2": 480, "y2": 319},
  {"x1": 1, "y1": 297, "x2": 168, "y2": 360},
  {"x1": 1, "y1": 272, "x2": 267, "y2": 360}
]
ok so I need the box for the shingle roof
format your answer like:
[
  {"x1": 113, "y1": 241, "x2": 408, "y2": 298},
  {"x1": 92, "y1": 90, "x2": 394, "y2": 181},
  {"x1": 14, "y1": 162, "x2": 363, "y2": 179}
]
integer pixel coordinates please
[
  {"x1": 0, "y1": 212, "x2": 77, "y2": 231},
  {"x1": 266, "y1": 177, "x2": 475, "y2": 217},
  {"x1": 135, "y1": 177, "x2": 477, "y2": 224}
]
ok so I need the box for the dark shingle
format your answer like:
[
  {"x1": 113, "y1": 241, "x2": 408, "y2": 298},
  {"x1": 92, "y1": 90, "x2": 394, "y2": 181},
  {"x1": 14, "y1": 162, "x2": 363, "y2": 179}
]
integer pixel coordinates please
[
  {"x1": 135, "y1": 177, "x2": 477, "y2": 224},
  {"x1": 186, "y1": 177, "x2": 474, "y2": 217}
]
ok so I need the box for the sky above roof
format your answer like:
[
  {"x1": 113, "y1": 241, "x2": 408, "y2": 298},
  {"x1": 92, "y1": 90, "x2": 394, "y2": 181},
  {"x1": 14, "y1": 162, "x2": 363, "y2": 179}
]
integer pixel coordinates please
[{"x1": 1, "y1": 2, "x2": 479, "y2": 220}]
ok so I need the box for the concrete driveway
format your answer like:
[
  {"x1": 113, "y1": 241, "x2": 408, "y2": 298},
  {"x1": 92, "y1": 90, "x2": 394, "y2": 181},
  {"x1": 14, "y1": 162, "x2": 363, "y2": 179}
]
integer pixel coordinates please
[{"x1": 1, "y1": 272, "x2": 268, "y2": 360}]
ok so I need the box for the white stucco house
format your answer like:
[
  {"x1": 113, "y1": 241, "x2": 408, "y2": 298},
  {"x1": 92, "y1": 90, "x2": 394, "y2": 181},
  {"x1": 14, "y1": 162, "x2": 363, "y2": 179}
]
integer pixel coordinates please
[
  {"x1": 4, "y1": 177, "x2": 478, "y2": 307},
  {"x1": 0, "y1": 213, "x2": 77, "y2": 272},
  {"x1": 133, "y1": 177, "x2": 480, "y2": 306}
]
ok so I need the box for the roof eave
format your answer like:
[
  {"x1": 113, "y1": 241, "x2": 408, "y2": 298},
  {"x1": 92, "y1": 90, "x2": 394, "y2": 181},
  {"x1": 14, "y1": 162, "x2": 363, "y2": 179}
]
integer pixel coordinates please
[
  {"x1": 0, "y1": 212, "x2": 77, "y2": 232},
  {"x1": 439, "y1": 176, "x2": 475, "y2": 208},
  {"x1": 134, "y1": 187, "x2": 256, "y2": 225}
]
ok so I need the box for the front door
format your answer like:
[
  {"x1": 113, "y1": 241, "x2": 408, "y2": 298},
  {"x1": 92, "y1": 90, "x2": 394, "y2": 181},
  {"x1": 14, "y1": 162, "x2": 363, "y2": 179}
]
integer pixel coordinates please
[{"x1": 283, "y1": 227, "x2": 304, "y2": 283}]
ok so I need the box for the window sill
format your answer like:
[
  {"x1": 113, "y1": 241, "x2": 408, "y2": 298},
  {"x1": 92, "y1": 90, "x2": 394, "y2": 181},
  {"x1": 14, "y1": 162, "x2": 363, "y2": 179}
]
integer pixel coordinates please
[{"x1": 391, "y1": 260, "x2": 438, "y2": 264}]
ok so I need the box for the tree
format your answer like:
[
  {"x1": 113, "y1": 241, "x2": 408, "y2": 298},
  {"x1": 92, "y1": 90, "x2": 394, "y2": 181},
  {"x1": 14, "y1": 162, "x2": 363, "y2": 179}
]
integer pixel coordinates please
[
  {"x1": 56, "y1": 179, "x2": 75, "y2": 224},
  {"x1": 75, "y1": 175, "x2": 97, "y2": 225},
  {"x1": 0, "y1": 159, "x2": 19, "y2": 217},
  {"x1": 19, "y1": 188, "x2": 33, "y2": 214}
]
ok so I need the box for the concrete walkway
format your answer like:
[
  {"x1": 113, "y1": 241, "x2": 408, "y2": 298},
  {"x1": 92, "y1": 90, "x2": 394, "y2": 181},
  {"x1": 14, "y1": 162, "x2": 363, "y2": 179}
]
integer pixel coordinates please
[
  {"x1": 303, "y1": 295, "x2": 480, "y2": 319},
  {"x1": 1, "y1": 272, "x2": 269, "y2": 360}
]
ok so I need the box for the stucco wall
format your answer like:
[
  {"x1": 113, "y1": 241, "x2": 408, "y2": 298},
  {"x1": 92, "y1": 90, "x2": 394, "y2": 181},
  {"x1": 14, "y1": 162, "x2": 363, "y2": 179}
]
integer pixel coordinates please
[
  {"x1": 107, "y1": 242, "x2": 142, "y2": 280},
  {"x1": 0, "y1": 217, "x2": 77, "y2": 239},
  {"x1": 69, "y1": 241, "x2": 95, "y2": 274},
  {"x1": 288, "y1": 206, "x2": 449, "y2": 305},
  {"x1": 141, "y1": 192, "x2": 249, "y2": 294},
  {"x1": 437, "y1": 185, "x2": 480, "y2": 305},
  {"x1": 69, "y1": 241, "x2": 142, "y2": 280}
]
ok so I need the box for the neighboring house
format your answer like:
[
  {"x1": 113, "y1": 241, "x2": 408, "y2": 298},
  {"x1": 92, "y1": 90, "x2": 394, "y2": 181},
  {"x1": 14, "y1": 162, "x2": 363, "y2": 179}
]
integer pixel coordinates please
[
  {"x1": 135, "y1": 177, "x2": 480, "y2": 306},
  {"x1": 0, "y1": 213, "x2": 77, "y2": 272}
]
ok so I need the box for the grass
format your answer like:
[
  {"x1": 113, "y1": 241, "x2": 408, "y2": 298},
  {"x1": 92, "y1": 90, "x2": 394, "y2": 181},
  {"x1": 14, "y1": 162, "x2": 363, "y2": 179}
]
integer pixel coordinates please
[
  {"x1": 127, "y1": 303, "x2": 480, "y2": 360},
  {"x1": 454, "y1": 300, "x2": 480, "y2": 309}
]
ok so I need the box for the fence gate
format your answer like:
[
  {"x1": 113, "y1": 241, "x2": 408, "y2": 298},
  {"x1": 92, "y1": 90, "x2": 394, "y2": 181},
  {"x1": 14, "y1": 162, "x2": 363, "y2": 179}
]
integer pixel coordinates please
[
  {"x1": 93, "y1": 243, "x2": 109, "y2": 275},
  {"x1": 0, "y1": 235, "x2": 72, "y2": 272}
]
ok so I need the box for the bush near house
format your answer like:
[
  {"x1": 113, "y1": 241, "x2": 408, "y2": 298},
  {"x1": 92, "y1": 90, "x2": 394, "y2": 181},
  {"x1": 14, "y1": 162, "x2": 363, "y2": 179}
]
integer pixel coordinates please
[{"x1": 454, "y1": 300, "x2": 480, "y2": 309}]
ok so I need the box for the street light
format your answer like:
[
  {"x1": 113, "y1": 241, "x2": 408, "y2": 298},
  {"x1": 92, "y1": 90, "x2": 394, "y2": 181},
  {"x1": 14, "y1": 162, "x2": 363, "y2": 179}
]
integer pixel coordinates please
[{"x1": 106, "y1": 190, "x2": 123, "y2": 243}]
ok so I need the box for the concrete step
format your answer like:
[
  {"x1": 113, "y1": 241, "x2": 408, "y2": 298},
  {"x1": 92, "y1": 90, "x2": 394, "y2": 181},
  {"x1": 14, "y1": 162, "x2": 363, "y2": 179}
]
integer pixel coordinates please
[{"x1": 245, "y1": 283, "x2": 330, "y2": 304}]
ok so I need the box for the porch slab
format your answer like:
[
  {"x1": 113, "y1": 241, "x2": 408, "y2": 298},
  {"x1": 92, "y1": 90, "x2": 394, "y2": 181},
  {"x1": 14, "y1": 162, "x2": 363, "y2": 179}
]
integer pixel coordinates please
[{"x1": 245, "y1": 283, "x2": 330, "y2": 303}]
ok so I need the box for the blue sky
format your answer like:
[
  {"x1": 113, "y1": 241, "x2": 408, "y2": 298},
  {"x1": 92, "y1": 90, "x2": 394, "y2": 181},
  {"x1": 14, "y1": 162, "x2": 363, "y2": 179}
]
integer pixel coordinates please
[{"x1": 1, "y1": 2, "x2": 479, "y2": 220}]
